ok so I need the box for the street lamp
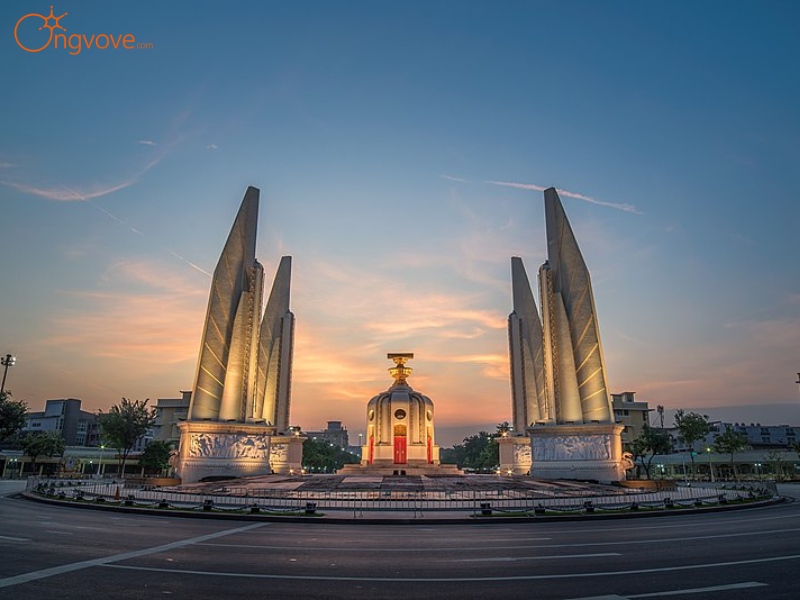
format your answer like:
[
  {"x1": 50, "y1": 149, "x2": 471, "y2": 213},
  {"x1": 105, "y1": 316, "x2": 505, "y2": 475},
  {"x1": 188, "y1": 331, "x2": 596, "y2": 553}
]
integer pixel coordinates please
[
  {"x1": 99, "y1": 445, "x2": 106, "y2": 478},
  {"x1": 754, "y1": 462, "x2": 762, "y2": 482},
  {"x1": 706, "y1": 447, "x2": 715, "y2": 483},
  {"x1": 0, "y1": 354, "x2": 16, "y2": 394}
]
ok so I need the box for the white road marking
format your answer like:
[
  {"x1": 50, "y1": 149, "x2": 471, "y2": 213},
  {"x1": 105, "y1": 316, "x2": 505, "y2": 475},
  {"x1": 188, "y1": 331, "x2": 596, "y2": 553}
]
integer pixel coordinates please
[
  {"x1": 571, "y1": 581, "x2": 768, "y2": 599},
  {"x1": 0, "y1": 535, "x2": 29, "y2": 542},
  {"x1": 0, "y1": 522, "x2": 267, "y2": 589},
  {"x1": 449, "y1": 552, "x2": 620, "y2": 562},
  {"x1": 100, "y1": 552, "x2": 800, "y2": 582},
  {"x1": 195, "y1": 526, "x2": 800, "y2": 552},
  {"x1": 197, "y1": 539, "x2": 552, "y2": 551}
]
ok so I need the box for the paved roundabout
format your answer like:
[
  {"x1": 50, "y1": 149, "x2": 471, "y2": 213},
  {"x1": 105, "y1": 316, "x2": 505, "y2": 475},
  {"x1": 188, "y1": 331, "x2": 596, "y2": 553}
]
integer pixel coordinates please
[{"x1": 2, "y1": 480, "x2": 800, "y2": 599}]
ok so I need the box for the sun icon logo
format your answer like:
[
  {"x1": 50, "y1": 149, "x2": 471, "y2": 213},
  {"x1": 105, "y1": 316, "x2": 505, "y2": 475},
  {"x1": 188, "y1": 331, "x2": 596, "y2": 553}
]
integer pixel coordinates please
[{"x1": 14, "y1": 5, "x2": 69, "y2": 53}]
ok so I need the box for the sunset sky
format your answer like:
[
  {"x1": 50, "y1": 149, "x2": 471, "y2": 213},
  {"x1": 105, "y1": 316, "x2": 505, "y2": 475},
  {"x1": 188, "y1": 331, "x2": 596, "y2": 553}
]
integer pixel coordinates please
[{"x1": 1, "y1": 1, "x2": 799, "y2": 446}]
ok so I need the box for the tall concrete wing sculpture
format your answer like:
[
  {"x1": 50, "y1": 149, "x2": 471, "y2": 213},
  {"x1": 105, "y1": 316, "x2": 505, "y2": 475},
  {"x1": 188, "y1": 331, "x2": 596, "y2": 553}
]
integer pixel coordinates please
[
  {"x1": 189, "y1": 187, "x2": 261, "y2": 422},
  {"x1": 176, "y1": 187, "x2": 303, "y2": 483},
  {"x1": 508, "y1": 257, "x2": 548, "y2": 431},
  {"x1": 501, "y1": 187, "x2": 626, "y2": 482},
  {"x1": 252, "y1": 256, "x2": 294, "y2": 431},
  {"x1": 543, "y1": 187, "x2": 613, "y2": 423}
]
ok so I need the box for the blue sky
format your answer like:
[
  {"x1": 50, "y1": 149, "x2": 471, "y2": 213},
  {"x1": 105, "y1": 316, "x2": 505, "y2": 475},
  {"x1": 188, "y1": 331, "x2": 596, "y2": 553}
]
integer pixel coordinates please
[{"x1": 1, "y1": 1, "x2": 799, "y2": 446}]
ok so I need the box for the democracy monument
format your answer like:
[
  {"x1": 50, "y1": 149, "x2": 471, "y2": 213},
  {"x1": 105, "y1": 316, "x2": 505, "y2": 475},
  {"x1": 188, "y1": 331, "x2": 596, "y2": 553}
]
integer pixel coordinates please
[
  {"x1": 175, "y1": 187, "x2": 303, "y2": 483},
  {"x1": 501, "y1": 188, "x2": 628, "y2": 482},
  {"x1": 175, "y1": 184, "x2": 630, "y2": 484}
]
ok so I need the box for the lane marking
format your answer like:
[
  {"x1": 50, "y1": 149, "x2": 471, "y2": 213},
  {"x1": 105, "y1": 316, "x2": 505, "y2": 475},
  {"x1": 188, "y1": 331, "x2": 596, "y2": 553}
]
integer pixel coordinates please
[
  {"x1": 0, "y1": 535, "x2": 29, "y2": 542},
  {"x1": 100, "y1": 552, "x2": 800, "y2": 582},
  {"x1": 571, "y1": 581, "x2": 768, "y2": 599},
  {"x1": 543, "y1": 509, "x2": 800, "y2": 536},
  {"x1": 0, "y1": 523, "x2": 267, "y2": 589},
  {"x1": 197, "y1": 539, "x2": 553, "y2": 551},
  {"x1": 448, "y1": 552, "x2": 620, "y2": 563},
  {"x1": 195, "y1": 526, "x2": 800, "y2": 553}
]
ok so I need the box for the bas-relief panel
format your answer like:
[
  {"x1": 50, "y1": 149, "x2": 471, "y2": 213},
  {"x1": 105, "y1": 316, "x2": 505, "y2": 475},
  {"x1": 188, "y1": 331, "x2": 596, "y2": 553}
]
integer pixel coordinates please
[
  {"x1": 514, "y1": 444, "x2": 532, "y2": 463},
  {"x1": 270, "y1": 443, "x2": 288, "y2": 462},
  {"x1": 188, "y1": 433, "x2": 270, "y2": 459},
  {"x1": 534, "y1": 434, "x2": 611, "y2": 461}
]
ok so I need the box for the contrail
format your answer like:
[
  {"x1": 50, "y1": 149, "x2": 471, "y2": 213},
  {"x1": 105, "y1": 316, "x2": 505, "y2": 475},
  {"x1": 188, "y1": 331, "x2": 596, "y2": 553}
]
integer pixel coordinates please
[
  {"x1": 59, "y1": 184, "x2": 212, "y2": 277},
  {"x1": 486, "y1": 180, "x2": 642, "y2": 214}
]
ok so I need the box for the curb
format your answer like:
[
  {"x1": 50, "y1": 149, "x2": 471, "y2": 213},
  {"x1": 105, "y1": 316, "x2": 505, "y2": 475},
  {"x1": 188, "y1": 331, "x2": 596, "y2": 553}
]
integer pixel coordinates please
[{"x1": 20, "y1": 491, "x2": 785, "y2": 525}]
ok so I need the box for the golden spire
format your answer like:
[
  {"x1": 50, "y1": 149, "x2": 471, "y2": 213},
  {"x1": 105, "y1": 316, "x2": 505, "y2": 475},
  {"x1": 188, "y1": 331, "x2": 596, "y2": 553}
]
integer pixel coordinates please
[{"x1": 387, "y1": 353, "x2": 414, "y2": 386}]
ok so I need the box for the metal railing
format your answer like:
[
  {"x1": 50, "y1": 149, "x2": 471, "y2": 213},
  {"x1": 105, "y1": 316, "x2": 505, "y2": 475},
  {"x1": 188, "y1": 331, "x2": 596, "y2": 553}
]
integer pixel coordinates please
[{"x1": 26, "y1": 477, "x2": 776, "y2": 517}]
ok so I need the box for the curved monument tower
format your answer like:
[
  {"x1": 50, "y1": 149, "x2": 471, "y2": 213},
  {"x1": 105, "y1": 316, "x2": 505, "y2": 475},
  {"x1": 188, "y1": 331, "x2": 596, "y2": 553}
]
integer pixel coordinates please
[
  {"x1": 503, "y1": 187, "x2": 625, "y2": 482},
  {"x1": 176, "y1": 187, "x2": 302, "y2": 483}
]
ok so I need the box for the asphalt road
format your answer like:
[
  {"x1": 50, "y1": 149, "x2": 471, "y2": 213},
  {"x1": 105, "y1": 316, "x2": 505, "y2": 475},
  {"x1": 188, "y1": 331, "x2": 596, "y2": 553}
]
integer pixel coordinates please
[{"x1": 2, "y1": 482, "x2": 800, "y2": 599}]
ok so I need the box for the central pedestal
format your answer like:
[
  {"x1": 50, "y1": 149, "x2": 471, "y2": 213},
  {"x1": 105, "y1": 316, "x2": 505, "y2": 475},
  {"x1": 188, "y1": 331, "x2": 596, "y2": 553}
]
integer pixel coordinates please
[{"x1": 527, "y1": 423, "x2": 625, "y2": 483}]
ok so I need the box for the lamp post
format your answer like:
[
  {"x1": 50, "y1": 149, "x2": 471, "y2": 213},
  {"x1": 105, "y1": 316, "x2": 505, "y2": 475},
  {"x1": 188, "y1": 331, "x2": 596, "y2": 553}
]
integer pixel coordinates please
[
  {"x1": 754, "y1": 462, "x2": 762, "y2": 482},
  {"x1": 706, "y1": 447, "x2": 715, "y2": 483},
  {"x1": 0, "y1": 354, "x2": 16, "y2": 394}
]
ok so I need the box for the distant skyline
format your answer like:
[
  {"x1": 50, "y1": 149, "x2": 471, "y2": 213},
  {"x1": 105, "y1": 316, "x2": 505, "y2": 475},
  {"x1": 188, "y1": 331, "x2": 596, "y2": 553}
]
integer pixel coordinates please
[{"x1": 1, "y1": 1, "x2": 799, "y2": 447}]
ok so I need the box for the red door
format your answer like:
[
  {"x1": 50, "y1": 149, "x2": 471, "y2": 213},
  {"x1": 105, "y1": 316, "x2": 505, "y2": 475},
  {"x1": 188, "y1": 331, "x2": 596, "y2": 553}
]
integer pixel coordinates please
[
  {"x1": 394, "y1": 435, "x2": 406, "y2": 464},
  {"x1": 427, "y1": 435, "x2": 432, "y2": 464},
  {"x1": 368, "y1": 436, "x2": 374, "y2": 464}
]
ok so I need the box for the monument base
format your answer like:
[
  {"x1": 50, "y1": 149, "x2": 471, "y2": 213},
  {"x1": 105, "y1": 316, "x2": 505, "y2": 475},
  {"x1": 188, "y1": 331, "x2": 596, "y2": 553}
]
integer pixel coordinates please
[
  {"x1": 267, "y1": 433, "x2": 306, "y2": 475},
  {"x1": 498, "y1": 435, "x2": 532, "y2": 475},
  {"x1": 527, "y1": 423, "x2": 625, "y2": 484},
  {"x1": 339, "y1": 461, "x2": 462, "y2": 476},
  {"x1": 176, "y1": 421, "x2": 305, "y2": 483}
]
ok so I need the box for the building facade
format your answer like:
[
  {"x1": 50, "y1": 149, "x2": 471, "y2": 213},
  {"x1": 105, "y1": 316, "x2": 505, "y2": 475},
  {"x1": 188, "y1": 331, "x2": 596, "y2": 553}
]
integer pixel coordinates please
[
  {"x1": 611, "y1": 392, "x2": 651, "y2": 450},
  {"x1": 153, "y1": 391, "x2": 191, "y2": 445},
  {"x1": 306, "y1": 421, "x2": 349, "y2": 449},
  {"x1": 24, "y1": 398, "x2": 100, "y2": 446}
]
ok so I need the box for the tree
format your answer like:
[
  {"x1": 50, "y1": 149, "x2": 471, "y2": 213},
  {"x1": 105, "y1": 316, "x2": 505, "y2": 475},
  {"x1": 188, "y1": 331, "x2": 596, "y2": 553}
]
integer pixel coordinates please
[
  {"x1": 98, "y1": 398, "x2": 156, "y2": 476},
  {"x1": 766, "y1": 449, "x2": 786, "y2": 481},
  {"x1": 630, "y1": 425, "x2": 672, "y2": 479},
  {"x1": 674, "y1": 410, "x2": 711, "y2": 479},
  {"x1": 442, "y1": 431, "x2": 499, "y2": 471},
  {"x1": 20, "y1": 431, "x2": 65, "y2": 475},
  {"x1": 138, "y1": 440, "x2": 174, "y2": 475},
  {"x1": 0, "y1": 391, "x2": 27, "y2": 442},
  {"x1": 301, "y1": 438, "x2": 359, "y2": 473},
  {"x1": 713, "y1": 426, "x2": 748, "y2": 481}
]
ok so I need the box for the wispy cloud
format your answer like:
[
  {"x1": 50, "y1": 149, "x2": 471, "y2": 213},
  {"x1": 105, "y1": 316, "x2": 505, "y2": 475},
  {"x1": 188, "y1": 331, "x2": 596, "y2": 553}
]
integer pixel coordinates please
[
  {"x1": 1, "y1": 109, "x2": 193, "y2": 203},
  {"x1": 206, "y1": 144, "x2": 218, "y2": 150},
  {"x1": 486, "y1": 180, "x2": 642, "y2": 214},
  {"x1": 1, "y1": 178, "x2": 144, "y2": 202},
  {"x1": 441, "y1": 174, "x2": 469, "y2": 183},
  {"x1": 45, "y1": 260, "x2": 207, "y2": 365}
]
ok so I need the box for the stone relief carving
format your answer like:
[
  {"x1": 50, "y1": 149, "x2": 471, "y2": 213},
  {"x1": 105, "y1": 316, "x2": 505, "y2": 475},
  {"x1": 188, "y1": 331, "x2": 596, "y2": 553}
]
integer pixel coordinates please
[
  {"x1": 188, "y1": 433, "x2": 270, "y2": 459},
  {"x1": 270, "y1": 443, "x2": 288, "y2": 462},
  {"x1": 621, "y1": 452, "x2": 635, "y2": 471},
  {"x1": 534, "y1": 435, "x2": 612, "y2": 461},
  {"x1": 514, "y1": 444, "x2": 532, "y2": 463}
]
